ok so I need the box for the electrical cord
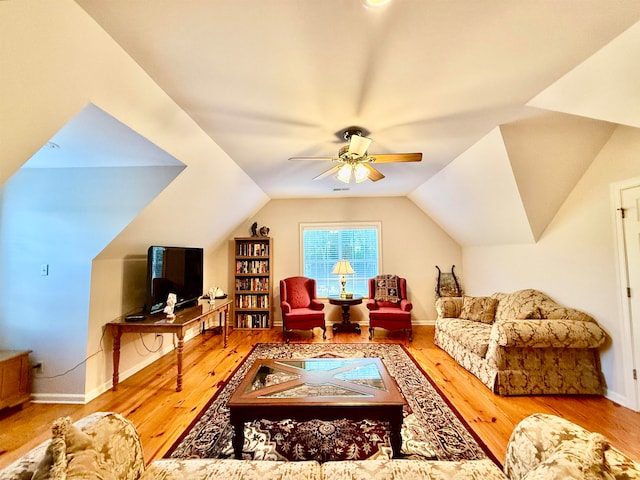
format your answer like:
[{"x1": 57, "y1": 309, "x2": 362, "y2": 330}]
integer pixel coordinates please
[
  {"x1": 37, "y1": 326, "x2": 108, "y2": 379},
  {"x1": 139, "y1": 332, "x2": 164, "y2": 353},
  {"x1": 36, "y1": 324, "x2": 164, "y2": 379}
]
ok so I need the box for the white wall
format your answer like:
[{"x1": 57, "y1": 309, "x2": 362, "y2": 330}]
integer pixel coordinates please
[
  {"x1": 211, "y1": 197, "x2": 462, "y2": 327},
  {"x1": 0, "y1": 166, "x2": 178, "y2": 400},
  {"x1": 463, "y1": 125, "x2": 640, "y2": 408},
  {"x1": 0, "y1": 1, "x2": 268, "y2": 402}
]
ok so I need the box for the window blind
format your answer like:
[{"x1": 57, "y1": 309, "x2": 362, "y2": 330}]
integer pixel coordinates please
[{"x1": 301, "y1": 223, "x2": 380, "y2": 297}]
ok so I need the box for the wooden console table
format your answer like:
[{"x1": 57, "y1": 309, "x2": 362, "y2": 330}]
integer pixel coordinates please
[{"x1": 107, "y1": 299, "x2": 231, "y2": 392}]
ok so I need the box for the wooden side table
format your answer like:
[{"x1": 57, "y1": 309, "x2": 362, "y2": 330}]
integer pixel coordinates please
[
  {"x1": 328, "y1": 295, "x2": 363, "y2": 334},
  {"x1": 0, "y1": 350, "x2": 31, "y2": 411}
]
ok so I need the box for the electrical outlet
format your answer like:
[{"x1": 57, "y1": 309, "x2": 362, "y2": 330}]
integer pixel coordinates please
[
  {"x1": 40, "y1": 264, "x2": 49, "y2": 276},
  {"x1": 33, "y1": 361, "x2": 44, "y2": 375}
]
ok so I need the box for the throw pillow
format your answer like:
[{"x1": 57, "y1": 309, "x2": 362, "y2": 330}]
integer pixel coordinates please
[
  {"x1": 522, "y1": 432, "x2": 614, "y2": 480},
  {"x1": 374, "y1": 275, "x2": 400, "y2": 303},
  {"x1": 30, "y1": 416, "x2": 116, "y2": 480},
  {"x1": 459, "y1": 296, "x2": 498, "y2": 324},
  {"x1": 32, "y1": 417, "x2": 69, "y2": 480}
]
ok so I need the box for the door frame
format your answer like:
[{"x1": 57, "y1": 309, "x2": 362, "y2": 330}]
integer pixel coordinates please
[{"x1": 611, "y1": 175, "x2": 640, "y2": 412}]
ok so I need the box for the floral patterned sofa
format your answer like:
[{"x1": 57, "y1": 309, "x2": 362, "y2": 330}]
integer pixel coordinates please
[
  {"x1": 435, "y1": 289, "x2": 607, "y2": 395},
  {"x1": 2, "y1": 411, "x2": 639, "y2": 480}
]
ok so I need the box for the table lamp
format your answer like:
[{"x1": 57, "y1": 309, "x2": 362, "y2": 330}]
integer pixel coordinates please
[{"x1": 332, "y1": 260, "x2": 355, "y2": 298}]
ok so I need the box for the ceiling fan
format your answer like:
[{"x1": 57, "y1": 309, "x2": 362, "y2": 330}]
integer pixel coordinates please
[{"x1": 289, "y1": 126, "x2": 422, "y2": 183}]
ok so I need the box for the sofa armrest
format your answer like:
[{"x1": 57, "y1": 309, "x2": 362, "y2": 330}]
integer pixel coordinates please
[
  {"x1": 366, "y1": 299, "x2": 378, "y2": 310},
  {"x1": 490, "y1": 319, "x2": 607, "y2": 349},
  {"x1": 0, "y1": 412, "x2": 145, "y2": 480},
  {"x1": 142, "y1": 459, "x2": 322, "y2": 480},
  {"x1": 504, "y1": 413, "x2": 640, "y2": 480},
  {"x1": 435, "y1": 297, "x2": 462, "y2": 319}
]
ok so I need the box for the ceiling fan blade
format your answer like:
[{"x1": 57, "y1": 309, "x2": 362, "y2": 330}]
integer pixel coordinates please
[
  {"x1": 313, "y1": 165, "x2": 341, "y2": 180},
  {"x1": 370, "y1": 153, "x2": 422, "y2": 163},
  {"x1": 363, "y1": 163, "x2": 385, "y2": 182},
  {"x1": 289, "y1": 156, "x2": 335, "y2": 161}
]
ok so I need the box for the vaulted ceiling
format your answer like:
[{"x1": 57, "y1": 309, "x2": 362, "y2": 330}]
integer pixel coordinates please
[{"x1": 72, "y1": 0, "x2": 640, "y2": 245}]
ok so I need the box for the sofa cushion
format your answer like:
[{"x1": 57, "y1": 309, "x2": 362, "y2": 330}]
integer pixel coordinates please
[
  {"x1": 460, "y1": 296, "x2": 498, "y2": 324},
  {"x1": 438, "y1": 318, "x2": 492, "y2": 358},
  {"x1": 521, "y1": 432, "x2": 614, "y2": 480}
]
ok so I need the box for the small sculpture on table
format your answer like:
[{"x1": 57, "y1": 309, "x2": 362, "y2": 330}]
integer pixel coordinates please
[{"x1": 164, "y1": 293, "x2": 177, "y2": 319}]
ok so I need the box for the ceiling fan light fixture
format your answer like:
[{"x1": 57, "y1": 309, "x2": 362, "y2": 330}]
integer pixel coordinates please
[
  {"x1": 363, "y1": 0, "x2": 392, "y2": 10},
  {"x1": 348, "y1": 135, "x2": 372, "y2": 157},
  {"x1": 336, "y1": 164, "x2": 353, "y2": 183},
  {"x1": 354, "y1": 163, "x2": 369, "y2": 183}
]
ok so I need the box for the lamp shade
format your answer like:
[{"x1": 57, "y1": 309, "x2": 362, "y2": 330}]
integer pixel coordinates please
[
  {"x1": 336, "y1": 164, "x2": 352, "y2": 183},
  {"x1": 332, "y1": 260, "x2": 355, "y2": 275},
  {"x1": 348, "y1": 135, "x2": 372, "y2": 157}
]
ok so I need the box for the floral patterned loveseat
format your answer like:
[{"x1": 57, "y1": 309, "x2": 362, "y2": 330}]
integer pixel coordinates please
[
  {"x1": 2, "y1": 411, "x2": 639, "y2": 480},
  {"x1": 435, "y1": 289, "x2": 607, "y2": 395}
]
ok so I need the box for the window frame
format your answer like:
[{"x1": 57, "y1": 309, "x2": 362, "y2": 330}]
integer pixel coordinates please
[{"x1": 299, "y1": 221, "x2": 382, "y2": 298}]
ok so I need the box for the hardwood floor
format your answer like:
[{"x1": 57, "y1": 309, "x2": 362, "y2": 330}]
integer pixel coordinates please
[{"x1": 1, "y1": 325, "x2": 639, "y2": 470}]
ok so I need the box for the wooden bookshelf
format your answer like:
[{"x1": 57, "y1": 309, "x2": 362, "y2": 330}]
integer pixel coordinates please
[{"x1": 233, "y1": 237, "x2": 273, "y2": 330}]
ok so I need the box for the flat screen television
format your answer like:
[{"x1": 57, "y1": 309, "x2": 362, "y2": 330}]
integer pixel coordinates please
[{"x1": 145, "y1": 246, "x2": 204, "y2": 314}]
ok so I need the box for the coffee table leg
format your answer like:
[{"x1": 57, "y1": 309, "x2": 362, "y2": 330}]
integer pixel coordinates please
[
  {"x1": 229, "y1": 410, "x2": 244, "y2": 459},
  {"x1": 389, "y1": 407, "x2": 403, "y2": 458}
]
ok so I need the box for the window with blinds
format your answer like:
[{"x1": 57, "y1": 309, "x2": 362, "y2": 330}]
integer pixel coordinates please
[{"x1": 300, "y1": 222, "x2": 381, "y2": 297}]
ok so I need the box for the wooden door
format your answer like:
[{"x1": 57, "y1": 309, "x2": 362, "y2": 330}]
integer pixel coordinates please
[{"x1": 619, "y1": 183, "x2": 640, "y2": 411}]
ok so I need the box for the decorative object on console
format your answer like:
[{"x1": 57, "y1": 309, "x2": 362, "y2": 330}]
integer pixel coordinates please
[
  {"x1": 435, "y1": 265, "x2": 462, "y2": 297},
  {"x1": 332, "y1": 260, "x2": 354, "y2": 299},
  {"x1": 164, "y1": 293, "x2": 177, "y2": 318},
  {"x1": 250, "y1": 222, "x2": 258, "y2": 237},
  {"x1": 259, "y1": 225, "x2": 270, "y2": 237}
]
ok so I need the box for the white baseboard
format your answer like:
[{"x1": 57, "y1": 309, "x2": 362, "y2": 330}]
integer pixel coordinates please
[
  {"x1": 272, "y1": 319, "x2": 435, "y2": 327},
  {"x1": 32, "y1": 393, "x2": 87, "y2": 404}
]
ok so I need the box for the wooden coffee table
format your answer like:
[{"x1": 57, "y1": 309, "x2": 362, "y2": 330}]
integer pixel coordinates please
[{"x1": 227, "y1": 357, "x2": 406, "y2": 459}]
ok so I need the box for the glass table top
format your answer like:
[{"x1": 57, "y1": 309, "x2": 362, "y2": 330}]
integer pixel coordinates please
[{"x1": 245, "y1": 358, "x2": 388, "y2": 398}]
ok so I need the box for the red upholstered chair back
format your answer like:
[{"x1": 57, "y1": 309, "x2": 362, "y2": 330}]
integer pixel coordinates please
[{"x1": 281, "y1": 276, "x2": 317, "y2": 308}]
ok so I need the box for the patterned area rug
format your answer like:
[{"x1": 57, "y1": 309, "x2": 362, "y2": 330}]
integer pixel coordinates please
[{"x1": 167, "y1": 343, "x2": 489, "y2": 463}]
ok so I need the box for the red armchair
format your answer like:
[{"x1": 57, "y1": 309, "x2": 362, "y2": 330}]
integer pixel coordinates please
[
  {"x1": 280, "y1": 276, "x2": 326, "y2": 344},
  {"x1": 366, "y1": 276, "x2": 413, "y2": 341}
]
